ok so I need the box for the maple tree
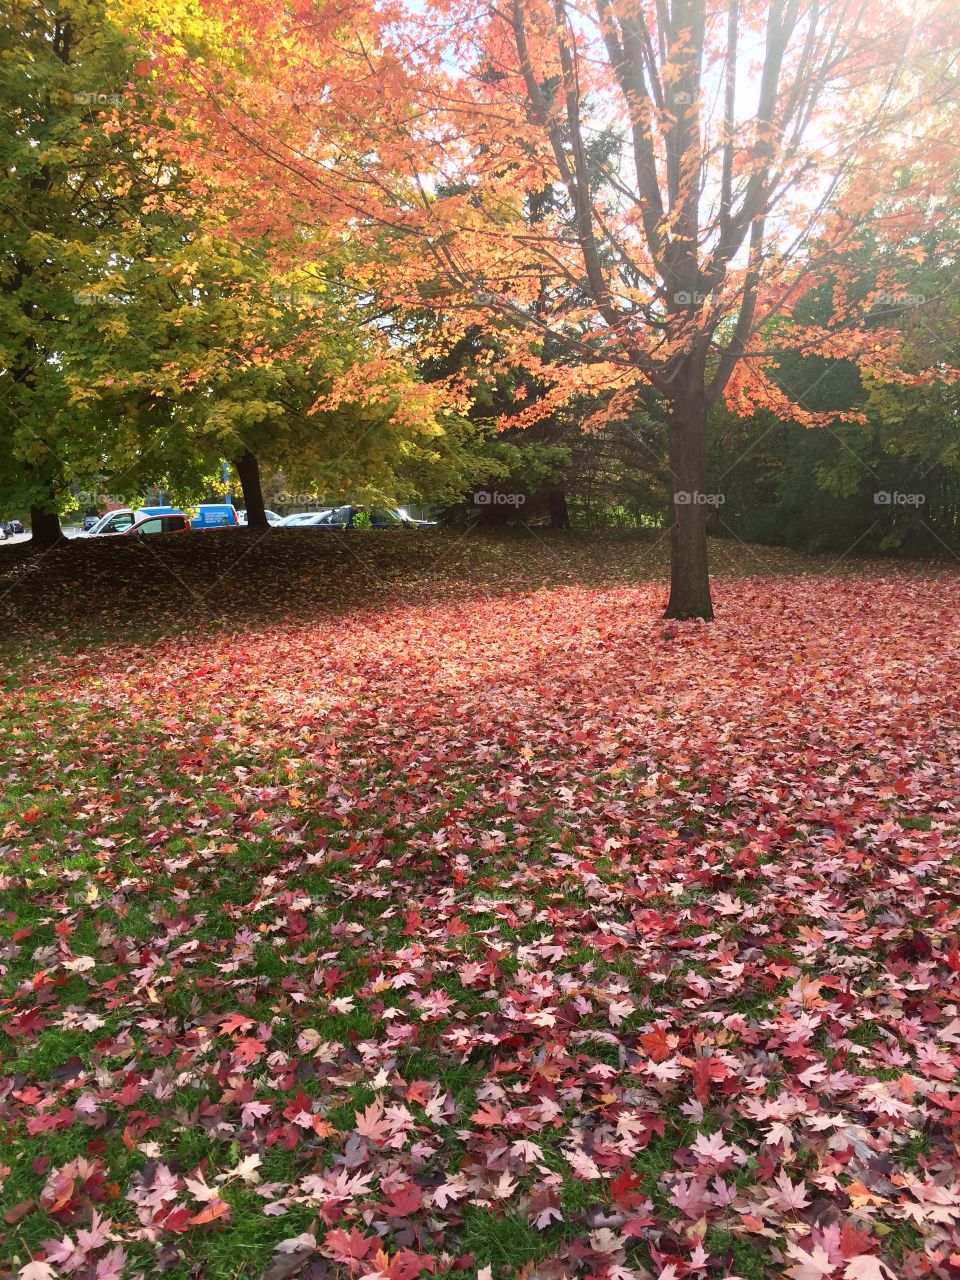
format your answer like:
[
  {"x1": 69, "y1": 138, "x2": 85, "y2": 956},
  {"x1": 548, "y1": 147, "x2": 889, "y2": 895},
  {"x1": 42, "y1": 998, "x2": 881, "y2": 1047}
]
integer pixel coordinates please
[
  {"x1": 99, "y1": 234, "x2": 489, "y2": 529},
  {"x1": 706, "y1": 213, "x2": 960, "y2": 557},
  {"x1": 142, "y1": 0, "x2": 960, "y2": 616},
  {"x1": 0, "y1": 0, "x2": 259, "y2": 539},
  {"x1": 1, "y1": 0, "x2": 486, "y2": 541},
  {"x1": 0, "y1": 0, "x2": 153, "y2": 545}
]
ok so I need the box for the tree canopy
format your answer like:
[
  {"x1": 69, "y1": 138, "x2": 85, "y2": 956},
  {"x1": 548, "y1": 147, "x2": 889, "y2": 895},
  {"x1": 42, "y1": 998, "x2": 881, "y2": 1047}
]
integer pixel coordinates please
[{"x1": 133, "y1": 0, "x2": 960, "y2": 613}]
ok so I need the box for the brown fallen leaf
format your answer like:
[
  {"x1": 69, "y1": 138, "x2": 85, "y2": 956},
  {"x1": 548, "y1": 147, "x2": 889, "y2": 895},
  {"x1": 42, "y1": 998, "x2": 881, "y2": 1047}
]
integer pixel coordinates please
[{"x1": 4, "y1": 1197, "x2": 37, "y2": 1225}]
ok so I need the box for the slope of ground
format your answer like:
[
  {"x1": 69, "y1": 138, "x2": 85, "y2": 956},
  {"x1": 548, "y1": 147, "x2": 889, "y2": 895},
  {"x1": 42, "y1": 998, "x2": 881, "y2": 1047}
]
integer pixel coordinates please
[
  {"x1": 1, "y1": 543, "x2": 959, "y2": 1280},
  {"x1": 0, "y1": 528, "x2": 944, "y2": 654}
]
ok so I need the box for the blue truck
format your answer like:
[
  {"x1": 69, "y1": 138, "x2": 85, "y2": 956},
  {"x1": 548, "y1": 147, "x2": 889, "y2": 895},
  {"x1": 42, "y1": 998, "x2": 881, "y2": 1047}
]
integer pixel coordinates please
[{"x1": 190, "y1": 503, "x2": 239, "y2": 530}]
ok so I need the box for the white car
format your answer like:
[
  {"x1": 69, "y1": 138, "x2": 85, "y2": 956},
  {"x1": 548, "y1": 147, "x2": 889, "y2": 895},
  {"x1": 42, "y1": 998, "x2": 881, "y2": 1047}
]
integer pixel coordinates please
[
  {"x1": 82, "y1": 507, "x2": 190, "y2": 536},
  {"x1": 122, "y1": 513, "x2": 191, "y2": 537},
  {"x1": 237, "y1": 509, "x2": 282, "y2": 526},
  {"x1": 278, "y1": 510, "x2": 333, "y2": 526}
]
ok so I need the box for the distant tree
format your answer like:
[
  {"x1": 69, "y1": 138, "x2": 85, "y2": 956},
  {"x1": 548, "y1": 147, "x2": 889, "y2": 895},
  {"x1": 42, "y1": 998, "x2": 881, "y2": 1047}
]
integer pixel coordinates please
[
  {"x1": 709, "y1": 210, "x2": 960, "y2": 556},
  {"x1": 1, "y1": 2, "x2": 485, "y2": 543},
  {"x1": 0, "y1": 1, "x2": 154, "y2": 544},
  {"x1": 117, "y1": 249, "x2": 494, "y2": 526}
]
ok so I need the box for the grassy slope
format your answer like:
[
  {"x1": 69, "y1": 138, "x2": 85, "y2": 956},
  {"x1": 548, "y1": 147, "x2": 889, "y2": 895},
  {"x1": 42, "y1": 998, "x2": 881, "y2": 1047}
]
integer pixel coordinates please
[{"x1": 1, "y1": 532, "x2": 959, "y2": 1280}]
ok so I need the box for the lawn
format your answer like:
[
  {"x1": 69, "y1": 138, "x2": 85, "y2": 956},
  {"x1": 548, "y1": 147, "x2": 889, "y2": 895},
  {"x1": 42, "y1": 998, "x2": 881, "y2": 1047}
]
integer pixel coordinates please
[{"x1": 1, "y1": 534, "x2": 959, "y2": 1280}]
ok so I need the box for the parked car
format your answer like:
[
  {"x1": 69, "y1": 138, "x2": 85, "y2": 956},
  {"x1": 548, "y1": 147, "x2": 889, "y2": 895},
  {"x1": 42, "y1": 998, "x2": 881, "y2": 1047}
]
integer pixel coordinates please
[
  {"x1": 392, "y1": 506, "x2": 437, "y2": 528},
  {"x1": 277, "y1": 505, "x2": 435, "y2": 530},
  {"x1": 278, "y1": 510, "x2": 332, "y2": 526},
  {"x1": 2, "y1": 518, "x2": 25, "y2": 535},
  {"x1": 121, "y1": 513, "x2": 191, "y2": 537},
  {"x1": 85, "y1": 508, "x2": 138, "y2": 536},
  {"x1": 317, "y1": 505, "x2": 435, "y2": 529},
  {"x1": 369, "y1": 507, "x2": 403, "y2": 529},
  {"x1": 237, "y1": 509, "x2": 282, "y2": 526},
  {"x1": 370, "y1": 506, "x2": 437, "y2": 529},
  {"x1": 309, "y1": 506, "x2": 354, "y2": 528},
  {"x1": 191, "y1": 503, "x2": 239, "y2": 529},
  {"x1": 84, "y1": 506, "x2": 184, "y2": 537},
  {"x1": 81, "y1": 513, "x2": 100, "y2": 532}
]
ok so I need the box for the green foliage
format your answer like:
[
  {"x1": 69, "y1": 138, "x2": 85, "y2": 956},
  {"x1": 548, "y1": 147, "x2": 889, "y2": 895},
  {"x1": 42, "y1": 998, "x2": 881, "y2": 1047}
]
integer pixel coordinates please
[
  {"x1": 0, "y1": 0, "x2": 153, "y2": 514},
  {"x1": 0, "y1": 3, "x2": 496, "y2": 523},
  {"x1": 708, "y1": 232, "x2": 960, "y2": 557}
]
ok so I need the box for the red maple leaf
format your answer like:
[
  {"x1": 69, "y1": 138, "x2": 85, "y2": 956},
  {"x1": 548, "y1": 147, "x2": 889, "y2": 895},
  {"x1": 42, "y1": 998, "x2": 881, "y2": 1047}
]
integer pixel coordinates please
[
  {"x1": 385, "y1": 1181, "x2": 423, "y2": 1217},
  {"x1": 689, "y1": 1056, "x2": 730, "y2": 1102},
  {"x1": 367, "y1": 1249, "x2": 423, "y2": 1280},
  {"x1": 470, "y1": 1101, "x2": 503, "y2": 1128},
  {"x1": 219, "y1": 1013, "x2": 254, "y2": 1036},
  {"x1": 232, "y1": 1037, "x2": 267, "y2": 1065},
  {"x1": 323, "y1": 1227, "x2": 373, "y2": 1263},
  {"x1": 610, "y1": 1168, "x2": 646, "y2": 1208},
  {"x1": 188, "y1": 1199, "x2": 231, "y2": 1226}
]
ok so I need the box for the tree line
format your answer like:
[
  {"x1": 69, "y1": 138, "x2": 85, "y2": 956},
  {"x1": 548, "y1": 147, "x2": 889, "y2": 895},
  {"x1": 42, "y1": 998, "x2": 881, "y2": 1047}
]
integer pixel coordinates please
[{"x1": 2, "y1": 0, "x2": 958, "y2": 597}]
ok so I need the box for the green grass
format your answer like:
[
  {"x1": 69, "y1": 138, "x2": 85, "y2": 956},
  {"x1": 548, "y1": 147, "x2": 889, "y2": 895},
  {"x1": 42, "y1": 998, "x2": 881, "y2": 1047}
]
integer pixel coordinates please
[{"x1": 2, "y1": 552, "x2": 958, "y2": 1278}]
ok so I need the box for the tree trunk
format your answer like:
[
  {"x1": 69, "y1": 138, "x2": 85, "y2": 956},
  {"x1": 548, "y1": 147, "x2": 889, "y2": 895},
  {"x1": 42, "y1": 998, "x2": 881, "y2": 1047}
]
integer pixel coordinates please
[
  {"x1": 234, "y1": 448, "x2": 269, "y2": 530},
  {"x1": 475, "y1": 486, "x2": 512, "y2": 527},
  {"x1": 547, "y1": 487, "x2": 571, "y2": 529},
  {"x1": 30, "y1": 503, "x2": 65, "y2": 549},
  {"x1": 665, "y1": 396, "x2": 714, "y2": 620}
]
